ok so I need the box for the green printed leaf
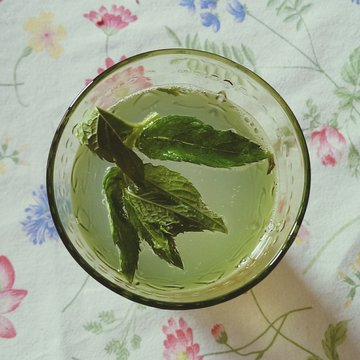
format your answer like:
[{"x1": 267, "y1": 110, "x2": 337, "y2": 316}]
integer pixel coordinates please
[
  {"x1": 232, "y1": 46, "x2": 244, "y2": 64},
  {"x1": 299, "y1": 3, "x2": 312, "y2": 15},
  {"x1": 348, "y1": 142, "x2": 360, "y2": 178},
  {"x1": 276, "y1": 0, "x2": 288, "y2": 15},
  {"x1": 241, "y1": 44, "x2": 256, "y2": 67},
  {"x1": 348, "y1": 287, "x2": 356, "y2": 300},
  {"x1": 165, "y1": 26, "x2": 182, "y2": 46},
  {"x1": 105, "y1": 340, "x2": 129, "y2": 359},
  {"x1": 267, "y1": 0, "x2": 280, "y2": 6},
  {"x1": 338, "y1": 47, "x2": 360, "y2": 112},
  {"x1": 137, "y1": 115, "x2": 271, "y2": 169},
  {"x1": 165, "y1": 28, "x2": 255, "y2": 70},
  {"x1": 84, "y1": 321, "x2": 103, "y2": 334},
  {"x1": 185, "y1": 34, "x2": 191, "y2": 48},
  {"x1": 296, "y1": 18, "x2": 303, "y2": 30},
  {"x1": 355, "y1": 270, "x2": 360, "y2": 280},
  {"x1": 1, "y1": 143, "x2": 8, "y2": 153},
  {"x1": 343, "y1": 276, "x2": 356, "y2": 286},
  {"x1": 284, "y1": 13, "x2": 299, "y2": 23},
  {"x1": 321, "y1": 321, "x2": 348, "y2": 360},
  {"x1": 103, "y1": 167, "x2": 141, "y2": 282},
  {"x1": 284, "y1": 5, "x2": 295, "y2": 13},
  {"x1": 22, "y1": 46, "x2": 33, "y2": 57},
  {"x1": 192, "y1": 33, "x2": 200, "y2": 48},
  {"x1": 307, "y1": 356, "x2": 322, "y2": 360},
  {"x1": 222, "y1": 43, "x2": 231, "y2": 59},
  {"x1": 99, "y1": 310, "x2": 116, "y2": 324},
  {"x1": 131, "y1": 334, "x2": 142, "y2": 349},
  {"x1": 335, "y1": 87, "x2": 358, "y2": 110}
]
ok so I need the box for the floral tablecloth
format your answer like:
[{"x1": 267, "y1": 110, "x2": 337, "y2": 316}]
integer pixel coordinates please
[{"x1": 1, "y1": 0, "x2": 360, "y2": 359}]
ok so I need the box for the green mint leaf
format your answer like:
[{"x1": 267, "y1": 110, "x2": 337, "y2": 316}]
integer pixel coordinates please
[
  {"x1": 123, "y1": 185, "x2": 184, "y2": 269},
  {"x1": 136, "y1": 115, "x2": 271, "y2": 168},
  {"x1": 121, "y1": 163, "x2": 227, "y2": 268},
  {"x1": 103, "y1": 167, "x2": 140, "y2": 282},
  {"x1": 144, "y1": 164, "x2": 227, "y2": 234},
  {"x1": 75, "y1": 107, "x2": 144, "y2": 184},
  {"x1": 74, "y1": 108, "x2": 133, "y2": 160},
  {"x1": 321, "y1": 321, "x2": 348, "y2": 360}
]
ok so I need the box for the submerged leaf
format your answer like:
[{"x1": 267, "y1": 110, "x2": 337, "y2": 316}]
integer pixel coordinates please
[
  {"x1": 103, "y1": 167, "x2": 140, "y2": 282},
  {"x1": 75, "y1": 107, "x2": 144, "y2": 184},
  {"x1": 137, "y1": 115, "x2": 271, "y2": 168}
]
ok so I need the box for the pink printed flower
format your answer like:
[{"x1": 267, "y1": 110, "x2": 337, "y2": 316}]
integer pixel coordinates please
[
  {"x1": 310, "y1": 126, "x2": 346, "y2": 167},
  {"x1": 85, "y1": 56, "x2": 127, "y2": 85},
  {"x1": 89, "y1": 64, "x2": 152, "y2": 108},
  {"x1": 162, "y1": 317, "x2": 203, "y2": 360},
  {"x1": 295, "y1": 224, "x2": 311, "y2": 246},
  {"x1": 84, "y1": 5, "x2": 137, "y2": 35},
  {"x1": 0, "y1": 256, "x2": 28, "y2": 339},
  {"x1": 211, "y1": 324, "x2": 228, "y2": 344}
]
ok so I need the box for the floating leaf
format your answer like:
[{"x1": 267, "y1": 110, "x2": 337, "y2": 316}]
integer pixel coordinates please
[
  {"x1": 103, "y1": 167, "x2": 141, "y2": 282},
  {"x1": 75, "y1": 107, "x2": 144, "y2": 184},
  {"x1": 137, "y1": 115, "x2": 271, "y2": 168},
  {"x1": 123, "y1": 163, "x2": 227, "y2": 267}
]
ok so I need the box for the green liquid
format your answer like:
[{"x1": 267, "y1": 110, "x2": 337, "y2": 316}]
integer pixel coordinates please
[{"x1": 71, "y1": 87, "x2": 276, "y2": 291}]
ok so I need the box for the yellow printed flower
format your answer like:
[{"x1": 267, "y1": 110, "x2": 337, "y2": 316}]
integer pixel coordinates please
[{"x1": 24, "y1": 12, "x2": 66, "y2": 58}]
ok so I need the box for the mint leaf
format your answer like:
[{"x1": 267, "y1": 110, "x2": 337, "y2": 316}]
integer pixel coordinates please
[
  {"x1": 103, "y1": 167, "x2": 140, "y2": 282},
  {"x1": 74, "y1": 107, "x2": 133, "y2": 160},
  {"x1": 144, "y1": 164, "x2": 227, "y2": 234},
  {"x1": 75, "y1": 107, "x2": 144, "y2": 184},
  {"x1": 136, "y1": 115, "x2": 271, "y2": 168},
  {"x1": 123, "y1": 191, "x2": 183, "y2": 269},
  {"x1": 122, "y1": 163, "x2": 227, "y2": 268}
]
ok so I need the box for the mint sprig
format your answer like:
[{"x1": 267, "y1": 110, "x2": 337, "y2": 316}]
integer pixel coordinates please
[{"x1": 75, "y1": 106, "x2": 273, "y2": 282}]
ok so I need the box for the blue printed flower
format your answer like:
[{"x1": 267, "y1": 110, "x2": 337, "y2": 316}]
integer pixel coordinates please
[
  {"x1": 227, "y1": 0, "x2": 246, "y2": 22},
  {"x1": 200, "y1": 0, "x2": 217, "y2": 10},
  {"x1": 200, "y1": 12, "x2": 220, "y2": 32},
  {"x1": 352, "y1": 0, "x2": 360, "y2": 4},
  {"x1": 179, "y1": 0, "x2": 196, "y2": 12},
  {"x1": 21, "y1": 185, "x2": 59, "y2": 245}
]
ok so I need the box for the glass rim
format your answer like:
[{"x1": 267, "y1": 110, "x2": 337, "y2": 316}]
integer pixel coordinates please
[{"x1": 46, "y1": 48, "x2": 311, "y2": 310}]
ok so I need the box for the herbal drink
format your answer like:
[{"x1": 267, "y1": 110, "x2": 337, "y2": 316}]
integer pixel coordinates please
[{"x1": 71, "y1": 86, "x2": 276, "y2": 292}]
